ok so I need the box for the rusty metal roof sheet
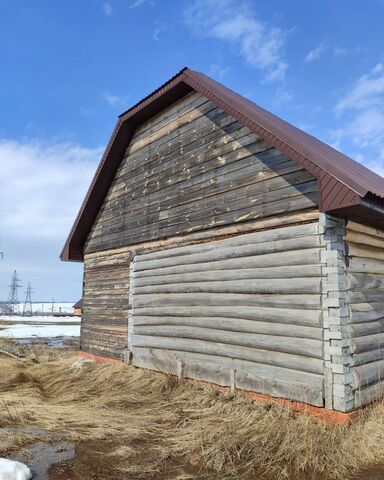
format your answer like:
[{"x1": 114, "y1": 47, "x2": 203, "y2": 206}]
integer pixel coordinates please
[{"x1": 61, "y1": 67, "x2": 384, "y2": 261}]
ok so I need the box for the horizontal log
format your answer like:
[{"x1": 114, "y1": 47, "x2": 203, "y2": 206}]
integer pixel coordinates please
[
  {"x1": 348, "y1": 273, "x2": 384, "y2": 291},
  {"x1": 137, "y1": 223, "x2": 319, "y2": 263},
  {"x1": 134, "y1": 277, "x2": 321, "y2": 295},
  {"x1": 134, "y1": 237, "x2": 321, "y2": 272},
  {"x1": 355, "y1": 379, "x2": 384, "y2": 408},
  {"x1": 352, "y1": 320, "x2": 384, "y2": 337},
  {"x1": 354, "y1": 360, "x2": 384, "y2": 389},
  {"x1": 132, "y1": 315, "x2": 322, "y2": 339},
  {"x1": 134, "y1": 249, "x2": 322, "y2": 278},
  {"x1": 131, "y1": 337, "x2": 324, "y2": 375},
  {"x1": 350, "y1": 290, "x2": 384, "y2": 303},
  {"x1": 132, "y1": 305, "x2": 321, "y2": 326},
  {"x1": 353, "y1": 349, "x2": 384, "y2": 366},
  {"x1": 84, "y1": 210, "x2": 319, "y2": 257},
  {"x1": 352, "y1": 332, "x2": 384, "y2": 353},
  {"x1": 350, "y1": 309, "x2": 384, "y2": 324},
  {"x1": 348, "y1": 257, "x2": 384, "y2": 275},
  {"x1": 133, "y1": 265, "x2": 323, "y2": 287},
  {"x1": 132, "y1": 293, "x2": 321, "y2": 309},
  {"x1": 347, "y1": 220, "x2": 384, "y2": 239},
  {"x1": 131, "y1": 347, "x2": 324, "y2": 406},
  {"x1": 347, "y1": 242, "x2": 384, "y2": 262},
  {"x1": 133, "y1": 325, "x2": 323, "y2": 358},
  {"x1": 345, "y1": 230, "x2": 384, "y2": 249}
]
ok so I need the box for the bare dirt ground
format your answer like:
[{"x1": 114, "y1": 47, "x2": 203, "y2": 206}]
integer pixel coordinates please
[{"x1": 1, "y1": 344, "x2": 384, "y2": 480}]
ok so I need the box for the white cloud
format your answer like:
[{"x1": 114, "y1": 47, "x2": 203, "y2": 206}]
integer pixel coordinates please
[
  {"x1": 131, "y1": 0, "x2": 153, "y2": 7},
  {"x1": 335, "y1": 63, "x2": 384, "y2": 114},
  {"x1": 102, "y1": 92, "x2": 120, "y2": 106},
  {"x1": 102, "y1": 2, "x2": 113, "y2": 15},
  {"x1": 275, "y1": 86, "x2": 293, "y2": 105},
  {"x1": 0, "y1": 139, "x2": 101, "y2": 240},
  {"x1": 184, "y1": 0, "x2": 288, "y2": 83},
  {"x1": 334, "y1": 45, "x2": 362, "y2": 57},
  {"x1": 102, "y1": 91, "x2": 130, "y2": 107},
  {"x1": 153, "y1": 21, "x2": 166, "y2": 41},
  {"x1": 209, "y1": 63, "x2": 230, "y2": 79},
  {"x1": 334, "y1": 47, "x2": 348, "y2": 57},
  {"x1": 332, "y1": 64, "x2": 384, "y2": 173},
  {"x1": 304, "y1": 40, "x2": 327, "y2": 63}
]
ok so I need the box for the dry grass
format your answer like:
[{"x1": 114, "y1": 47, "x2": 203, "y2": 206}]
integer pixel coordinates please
[{"x1": 0, "y1": 349, "x2": 383, "y2": 479}]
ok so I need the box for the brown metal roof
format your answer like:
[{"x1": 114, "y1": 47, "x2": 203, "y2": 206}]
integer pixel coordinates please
[
  {"x1": 61, "y1": 67, "x2": 384, "y2": 261},
  {"x1": 73, "y1": 299, "x2": 83, "y2": 309}
]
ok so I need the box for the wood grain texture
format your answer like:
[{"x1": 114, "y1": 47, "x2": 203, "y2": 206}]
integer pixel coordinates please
[
  {"x1": 81, "y1": 249, "x2": 130, "y2": 359},
  {"x1": 130, "y1": 221, "x2": 325, "y2": 405},
  {"x1": 85, "y1": 91, "x2": 318, "y2": 253},
  {"x1": 345, "y1": 220, "x2": 384, "y2": 405}
]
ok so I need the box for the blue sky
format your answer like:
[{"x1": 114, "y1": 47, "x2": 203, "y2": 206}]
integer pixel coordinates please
[{"x1": 0, "y1": 0, "x2": 383, "y2": 301}]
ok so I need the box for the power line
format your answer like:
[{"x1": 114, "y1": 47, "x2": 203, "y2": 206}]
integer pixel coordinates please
[
  {"x1": 6, "y1": 270, "x2": 22, "y2": 315},
  {"x1": 23, "y1": 282, "x2": 34, "y2": 317}
]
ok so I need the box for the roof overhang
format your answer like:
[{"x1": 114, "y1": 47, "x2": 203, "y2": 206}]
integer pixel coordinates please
[{"x1": 61, "y1": 67, "x2": 384, "y2": 261}]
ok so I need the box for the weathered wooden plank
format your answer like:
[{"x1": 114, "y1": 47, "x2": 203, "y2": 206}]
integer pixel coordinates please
[
  {"x1": 352, "y1": 333, "x2": 384, "y2": 353},
  {"x1": 355, "y1": 379, "x2": 384, "y2": 407},
  {"x1": 132, "y1": 305, "x2": 321, "y2": 326},
  {"x1": 134, "y1": 249, "x2": 322, "y2": 277},
  {"x1": 348, "y1": 273, "x2": 384, "y2": 291},
  {"x1": 131, "y1": 315, "x2": 322, "y2": 339},
  {"x1": 348, "y1": 257, "x2": 384, "y2": 275},
  {"x1": 135, "y1": 236, "x2": 321, "y2": 271},
  {"x1": 354, "y1": 360, "x2": 384, "y2": 389},
  {"x1": 352, "y1": 320, "x2": 384, "y2": 337},
  {"x1": 133, "y1": 325, "x2": 322, "y2": 358},
  {"x1": 347, "y1": 242, "x2": 384, "y2": 262},
  {"x1": 86, "y1": 89, "x2": 319, "y2": 252},
  {"x1": 133, "y1": 266, "x2": 323, "y2": 287},
  {"x1": 137, "y1": 223, "x2": 319, "y2": 263},
  {"x1": 132, "y1": 292, "x2": 320, "y2": 309},
  {"x1": 345, "y1": 230, "x2": 384, "y2": 249},
  {"x1": 131, "y1": 337, "x2": 323, "y2": 375},
  {"x1": 350, "y1": 290, "x2": 384, "y2": 303},
  {"x1": 132, "y1": 347, "x2": 324, "y2": 405},
  {"x1": 133, "y1": 277, "x2": 321, "y2": 295}
]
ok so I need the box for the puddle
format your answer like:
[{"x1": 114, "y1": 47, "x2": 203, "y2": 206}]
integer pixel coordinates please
[{"x1": 3, "y1": 426, "x2": 384, "y2": 479}]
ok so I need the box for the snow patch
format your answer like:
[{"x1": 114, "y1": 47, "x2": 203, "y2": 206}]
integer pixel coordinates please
[
  {"x1": 0, "y1": 458, "x2": 32, "y2": 480},
  {"x1": 0, "y1": 324, "x2": 80, "y2": 338},
  {"x1": 0, "y1": 315, "x2": 80, "y2": 324}
]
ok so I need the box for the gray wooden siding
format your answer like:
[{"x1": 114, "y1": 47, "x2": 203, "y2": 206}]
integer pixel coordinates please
[
  {"x1": 82, "y1": 249, "x2": 130, "y2": 359},
  {"x1": 345, "y1": 221, "x2": 384, "y2": 407},
  {"x1": 130, "y1": 222, "x2": 325, "y2": 406},
  {"x1": 85, "y1": 91, "x2": 318, "y2": 254}
]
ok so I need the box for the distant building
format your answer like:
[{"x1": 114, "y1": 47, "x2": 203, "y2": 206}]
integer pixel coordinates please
[{"x1": 73, "y1": 299, "x2": 83, "y2": 317}]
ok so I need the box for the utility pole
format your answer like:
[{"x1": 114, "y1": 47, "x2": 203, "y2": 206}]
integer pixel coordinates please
[
  {"x1": 22, "y1": 282, "x2": 33, "y2": 317},
  {"x1": 7, "y1": 270, "x2": 22, "y2": 315}
]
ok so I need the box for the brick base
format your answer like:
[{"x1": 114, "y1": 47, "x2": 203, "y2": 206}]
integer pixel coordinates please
[
  {"x1": 78, "y1": 351, "x2": 124, "y2": 365},
  {"x1": 78, "y1": 351, "x2": 363, "y2": 424}
]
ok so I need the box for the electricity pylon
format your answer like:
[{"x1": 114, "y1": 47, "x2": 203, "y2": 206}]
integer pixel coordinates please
[
  {"x1": 7, "y1": 270, "x2": 22, "y2": 315},
  {"x1": 22, "y1": 282, "x2": 34, "y2": 317}
]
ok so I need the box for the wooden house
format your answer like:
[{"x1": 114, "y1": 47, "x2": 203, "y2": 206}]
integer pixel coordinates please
[
  {"x1": 73, "y1": 299, "x2": 83, "y2": 317},
  {"x1": 62, "y1": 68, "x2": 384, "y2": 414}
]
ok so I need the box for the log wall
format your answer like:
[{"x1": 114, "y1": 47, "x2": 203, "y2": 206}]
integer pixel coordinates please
[
  {"x1": 130, "y1": 221, "x2": 325, "y2": 406},
  {"x1": 345, "y1": 221, "x2": 384, "y2": 407},
  {"x1": 85, "y1": 91, "x2": 318, "y2": 254},
  {"x1": 82, "y1": 248, "x2": 131, "y2": 359}
]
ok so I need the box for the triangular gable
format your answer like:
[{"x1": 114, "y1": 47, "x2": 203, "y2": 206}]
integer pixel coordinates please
[{"x1": 61, "y1": 67, "x2": 384, "y2": 261}]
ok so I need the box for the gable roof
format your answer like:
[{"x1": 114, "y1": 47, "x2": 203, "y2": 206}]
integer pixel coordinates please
[
  {"x1": 61, "y1": 67, "x2": 384, "y2": 261},
  {"x1": 73, "y1": 299, "x2": 83, "y2": 309}
]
